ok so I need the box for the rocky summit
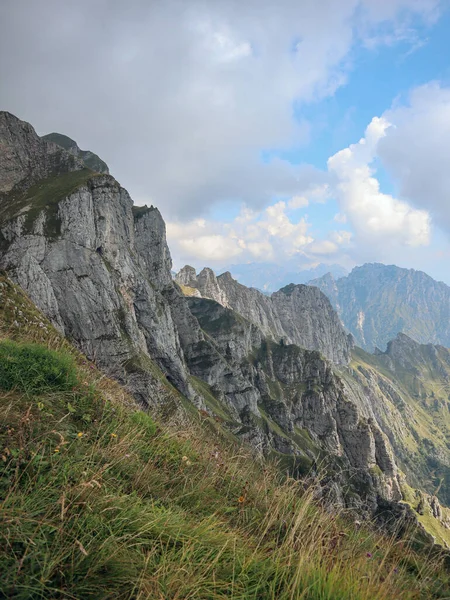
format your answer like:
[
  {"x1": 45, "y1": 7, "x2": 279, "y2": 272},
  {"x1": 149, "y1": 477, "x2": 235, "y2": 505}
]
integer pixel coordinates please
[
  {"x1": 1, "y1": 111, "x2": 450, "y2": 545},
  {"x1": 310, "y1": 263, "x2": 450, "y2": 352},
  {"x1": 175, "y1": 265, "x2": 353, "y2": 365}
]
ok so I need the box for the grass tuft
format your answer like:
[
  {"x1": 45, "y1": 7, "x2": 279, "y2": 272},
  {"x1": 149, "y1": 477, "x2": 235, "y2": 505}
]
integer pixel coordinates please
[{"x1": 0, "y1": 340, "x2": 78, "y2": 394}]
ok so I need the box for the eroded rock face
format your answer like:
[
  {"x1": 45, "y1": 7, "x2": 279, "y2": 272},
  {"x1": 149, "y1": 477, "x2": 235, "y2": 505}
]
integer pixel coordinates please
[
  {"x1": 188, "y1": 297, "x2": 402, "y2": 510},
  {"x1": 0, "y1": 113, "x2": 266, "y2": 422},
  {"x1": 0, "y1": 111, "x2": 83, "y2": 195},
  {"x1": 176, "y1": 266, "x2": 353, "y2": 365}
]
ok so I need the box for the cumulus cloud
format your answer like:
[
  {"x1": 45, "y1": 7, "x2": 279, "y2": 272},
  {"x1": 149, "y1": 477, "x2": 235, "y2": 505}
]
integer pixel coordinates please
[
  {"x1": 167, "y1": 192, "x2": 356, "y2": 268},
  {"x1": 377, "y1": 82, "x2": 450, "y2": 233},
  {"x1": 168, "y1": 202, "x2": 310, "y2": 265},
  {"x1": 328, "y1": 117, "x2": 431, "y2": 247},
  {"x1": 0, "y1": 0, "x2": 440, "y2": 219}
]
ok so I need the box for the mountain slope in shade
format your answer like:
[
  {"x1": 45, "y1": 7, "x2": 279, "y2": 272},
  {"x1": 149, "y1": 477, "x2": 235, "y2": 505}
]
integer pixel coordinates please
[
  {"x1": 310, "y1": 263, "x2": 450, "y2": 351},
  {"x1": 175, "y1": 265, "x2": 353, "y2": 365}
]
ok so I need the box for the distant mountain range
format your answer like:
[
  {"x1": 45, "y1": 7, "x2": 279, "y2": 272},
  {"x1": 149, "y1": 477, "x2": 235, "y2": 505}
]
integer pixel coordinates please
[
  {"x1": 219, "y1": 262, "x2": 348, "y2": 293},
  {"x1": 310, "y1": 263, "x2": 450, "y2": 352}
]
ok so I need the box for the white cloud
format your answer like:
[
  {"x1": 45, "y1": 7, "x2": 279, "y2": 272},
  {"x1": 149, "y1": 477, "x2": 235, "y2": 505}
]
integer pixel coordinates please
[
  {"x1": 328, "y1": 116, "x2": 431, "y2": 247},
  {"x1": 0, "y1": 0, "x2": 441, "y2": 218},
  {"x1": 288, "y1": 195, "x2": 309, "y2": 209},
  {"x1": 167, "y1": 194, "x2": 356, "y2": 268},
  {"x1": 333, "y1": 213, "x2": 348, "y2": 223},
  {"x1": 308, "y1": 240, "x2": 339, "y2": 255},
  {"x1": 377, "y1": 82, "x2": 450, "y2": 234}
]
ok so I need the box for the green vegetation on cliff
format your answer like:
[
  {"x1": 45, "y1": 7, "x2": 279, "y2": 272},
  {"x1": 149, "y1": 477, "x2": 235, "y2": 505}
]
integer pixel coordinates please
[
  {"x1": 42, "y1": 132, "x2": 109, "y2": 174},
  {"x1": 0, "y1": 168, "x2": 98, "y2": 237}
]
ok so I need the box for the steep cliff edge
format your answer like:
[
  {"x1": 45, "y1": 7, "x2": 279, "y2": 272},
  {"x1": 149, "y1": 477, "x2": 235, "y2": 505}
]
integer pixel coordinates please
[
  {"x1": 0, "y1": 111, "x2": 84, "y2": 195},
  {"x1": 175, "y1": 265, "x2": 353, "y2": 365},
  {"x1": 42, "y1": 132, "x2": 109, "y2": 174},
  {"x1": 0, "y1": 112, "x2": 269, "y2": 421}
]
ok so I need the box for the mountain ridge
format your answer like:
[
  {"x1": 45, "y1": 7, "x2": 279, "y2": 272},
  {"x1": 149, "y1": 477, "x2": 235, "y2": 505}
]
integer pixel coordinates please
[
  {"x1": 41, "y1": 132, "x2": 109, "y2": 174},
  {"x1": 176, "y1": 264, "x2": 353, "y2": 365},
  {"x1": 310, "y1": 263, "x2": 450, "y2": 351},
  {"x1": 217, "y1": 261, "x2": 348, "y2": 292}
]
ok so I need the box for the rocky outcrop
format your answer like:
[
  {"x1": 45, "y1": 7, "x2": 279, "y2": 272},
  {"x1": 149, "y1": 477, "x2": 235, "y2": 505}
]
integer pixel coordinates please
[
  {"x1": 175, "y1": 265, "x2": 197, "y2": 287},
  {"x1": 310, "y1": 263, "x2": 450, "y2": 351},
  {"x1": 176, "y1": 266, "x2": 353, "y2": 365},
  {"x1": 0, "y1": 111, "x2": 83, "y2": 195},
  {"x1": 41, "y1": 132, "x2": 109, "y2": 174},
  {"x1": 0, "y1": 113, "x2": 265, "y2": 423},
  {"x1": 188, "y1": 296, "x2": 402, "y2": 511}
]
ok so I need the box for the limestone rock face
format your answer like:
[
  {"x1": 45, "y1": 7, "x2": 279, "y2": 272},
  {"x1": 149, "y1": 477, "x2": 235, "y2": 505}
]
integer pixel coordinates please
[
  {"x1": 0, "y1": 112, "x2": 264, "y2": 421},
  {"x1": 0, "y1": 111, "x2": 83, "y2": 195},
  {"x1": 175, "y1": 265, "x2": 197, "y2": 287},
  {"x1": 1, "y1": 174, "x2": 192, "y2": 403},
  {"x1": 175, "y1": 266, "x2": 353, "y2": 365},
  {"x1": 188, "y1": 297, "x2": 402, "y2": 510}
]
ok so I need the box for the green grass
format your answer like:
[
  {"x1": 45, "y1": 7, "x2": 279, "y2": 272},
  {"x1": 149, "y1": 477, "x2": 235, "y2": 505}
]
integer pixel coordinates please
[
  {"x1": 1, "y1": 276, "x2": 450, "y2": 599},
  {"x1": 0, "y1": 341, "x2": 78, "y2": 394},
  {"x1": 0, "y1": 168, "x2": 99, "y2": 236},
  {"x1": 2, "y1": 360, "x2": 450, "y2": 599}
]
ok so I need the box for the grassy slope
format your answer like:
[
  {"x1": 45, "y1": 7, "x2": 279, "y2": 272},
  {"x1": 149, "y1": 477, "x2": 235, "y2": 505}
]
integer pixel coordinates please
[
  {"x1": 1, "y1": 276, "x2": 450, "y2": 599},
  {"x1": 348, "y1": 347, "x2": 450, "y2": 546},
  {"x1": 0, "y1": 168, "x2": 99, "y2": 237}
]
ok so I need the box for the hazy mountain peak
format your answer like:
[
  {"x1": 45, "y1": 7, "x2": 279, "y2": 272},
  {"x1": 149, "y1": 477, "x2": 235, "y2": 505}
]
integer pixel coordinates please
[
  {"x1": 311, "y1": 263, "x2": 450, "y2": 351},
  {"x1": 218, "y1": 261, "x2": 348, "y2": 292}
]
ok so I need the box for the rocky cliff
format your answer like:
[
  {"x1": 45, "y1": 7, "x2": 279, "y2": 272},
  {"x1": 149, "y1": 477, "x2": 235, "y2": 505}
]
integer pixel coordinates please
[
  {"x1": 175, "y1": 265, "x2": 353, "y2": 365},
  {"x1": 310, "y1": 264, "x2": 450, "y2": 351},
  {"x1": 0, "y1": 112, "x2": 84, "y2": 195},
  {"x1": 2, "y1": 111, "x2": 450, "y2": 530},
  {"x1": 42, "y1": 132, "x2": 109, "y2": 175}
]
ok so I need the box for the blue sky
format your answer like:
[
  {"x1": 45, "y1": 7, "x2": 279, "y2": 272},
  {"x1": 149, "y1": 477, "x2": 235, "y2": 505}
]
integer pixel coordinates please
[
  {"x1": 185, "y1": 3, "x2": 450, "y2": 284},
  {"x1": 1, "y1": 0, "x2": 450, "y2": 283}
]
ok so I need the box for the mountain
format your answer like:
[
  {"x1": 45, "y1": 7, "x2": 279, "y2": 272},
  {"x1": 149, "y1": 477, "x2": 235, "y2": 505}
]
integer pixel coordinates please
[
  {"x1": 3, "y1": 111, "x2": 450, "y2": 546},
  {"x1": 2, "y1": 279, "x2": 449, "y2": 599},
  {"x1": 42, "y1": 132, "x2": 109, "y2": 174},
  {"x1": 176, "y1": 265, "x2": 353, "y2": 365},
  {"x1": 310, "y1": 263, "x2": 450, "y2": 352},
  {"x1": 219, "y1": 261, "x2": 348, "y2": 292}
]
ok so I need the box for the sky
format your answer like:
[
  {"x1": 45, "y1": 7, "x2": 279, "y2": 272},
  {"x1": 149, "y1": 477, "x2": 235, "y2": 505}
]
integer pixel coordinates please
[{"x1": 1, "y1": 0, "x2": 450, "y2": 283}]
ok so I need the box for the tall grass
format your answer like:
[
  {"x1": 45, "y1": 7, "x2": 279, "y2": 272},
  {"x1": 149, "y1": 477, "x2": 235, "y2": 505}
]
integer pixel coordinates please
[
  {"x1": 0, "y1": 340, "x2": 78, "y2": 394},
  {"x1": 0, "y1": 277, "x2": 449, "y2": 599},
  {"x1": 0, "y1": 338, "x2": 449, "y2": 599}
]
